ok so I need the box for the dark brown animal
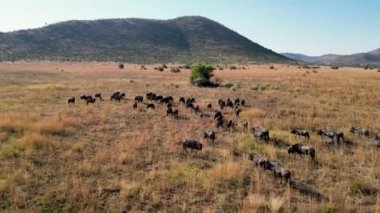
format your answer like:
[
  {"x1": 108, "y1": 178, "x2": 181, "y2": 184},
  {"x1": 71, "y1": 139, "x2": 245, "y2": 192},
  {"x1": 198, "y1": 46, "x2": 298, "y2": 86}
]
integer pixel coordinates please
[
  {"x1": 288, "y1": 144, "x2": 316, "y2": 161},
  {"x1": 203, "y1": 131, "x2": 216, "y2": 146},
  {"x1": 68, "y1": 97, "x2": 75, "y2": 105},
  {"x1": 147, "y1": 103, "x2": 155, "y2": 110},
  {"x1": 167, "y1": 107, "x2": 174, "y2": 116},
  {"x1": 179, "y1": 139, "x2": 203, "y2": 153},
  {"x1": 291, "y1": 128, "x2": 310, "y2": 140},
  {"x1": 95, "y1": 93, "x2": 103, "y2": 101},
  {"x1": 251, "y1": 127, "x2": 270, "y2": 142}
]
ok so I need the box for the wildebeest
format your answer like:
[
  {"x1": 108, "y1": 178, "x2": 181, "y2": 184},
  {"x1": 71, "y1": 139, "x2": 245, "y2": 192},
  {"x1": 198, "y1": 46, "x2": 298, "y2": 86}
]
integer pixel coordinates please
[
  {"x1": 173, "y1": 109, "x2": 179, "y2": 118},
  {"x1": 241, "y1": 99, "x2": 246, "y2": 106},
  {"x1": 167, "y1": 103, "x2": 173, "y2": 108},
  {"x1": 134, "y1": 96, "x2": 143, "y2": 103},
  {"x1": 179, "y1": 97, "x2": 186, "y2": 104},
  {"x1": 186, "y1": 102, "x2": 195, "y2": 110},
  {"x1": 371, "y1": 137, "x2": 380, "y2": 147},
  {"x1": 248, "y1": 153, "x2": 266, "y2": 166},
  {"x1": 146, "y1": 92, "x2": 156, "y2": 100},
  {"x1": 186, "y1": 98, "x2": 195, "y2": 104},
  {"x1": 249, "y1": 154, "x2": 290, "y2": 183},
  {"x1": 273, "y1": 165, "x2": 291, "y2": 184},
  {"x1": 291, "y1": 128, "x2": 310, "y2": 140},
  {"x1": 179, "y1": 139, "x2": 203, "y2": 153},
  {"x1": 216, "y1": 119, "x2": 224, "y2": 128},
  {"x1": 234, "y1": 98, "x2": 240, "y2": 105},
  {"x1": 207, "y1": 103, "x2": 212, "y2": 110},
  {"x1": 214, "y1": 111, "x2": 223, "y2": 120},
  {"x1": 195, "y1": 105, "x2": 201, "y2": 114},
  {"x1": 251, "y1": 127, "x2": 270, "y2": 142},
  {"x1": 111, "y1": 92, "x2": 124, "y2": 102},
  {"x1": 226, "y1": 100, "x2": 234, "y2": 108},
  {"x1": 322, "y1": 135, "x2": 335, "y2": 147},
  {"x1": 86, "y1": 97, "x2": 96, "y2": 105},
  {"x1": 155, "y1": 95, "x2": 164, "y2": 102},
  {"x1": 203, "y1": 131, "x2": 216, "y2": 146},
  {"x1": 218, "y1": 100, "x2": 225, "y2": 109},
  {"x1": 95, "y1": 93, "x2": 103, "y2": 101},
  {"x1": 160, "y1": 96, "x2": 173, "y2": 104},
  {"x1": 80, "y1": 95, "x2": 89, "y2": 101},
  {"x1": 288, "y1": 144, "x2": 316, "y2": 160},
  {"x1": 226, "y1": 120, "x2": 235, "y2": 132},
  {"x1": 133, "y1": 102, "x2": 137, "y2": 109},
  {"x1": 167, "y1": 107, "x2": 174, "y2": 116},
  {"x1": 317, "y1": 128, "x2": 344, "y2": 144},
  {"x1": 234, "y1": 108, "x2": 242, "y2": 117},
  {"x1": 350, "y1": 126, "x2": 369, "y2": 137},
  {"x1": 68, "y1": 97, "x2": 75, "y2": 105},
  {"x1": 243, "y1": 121, "x2": 249, "y2": 132},
  {"x1": 147, "y1": 103, "x2": 155, "y2": 110}
]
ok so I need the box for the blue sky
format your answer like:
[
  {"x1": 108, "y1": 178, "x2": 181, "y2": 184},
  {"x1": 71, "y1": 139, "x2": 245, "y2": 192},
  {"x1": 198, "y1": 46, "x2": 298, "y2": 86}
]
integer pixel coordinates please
[{"x1": 0, "y1": 0, "x2": 379, "y2": 55}]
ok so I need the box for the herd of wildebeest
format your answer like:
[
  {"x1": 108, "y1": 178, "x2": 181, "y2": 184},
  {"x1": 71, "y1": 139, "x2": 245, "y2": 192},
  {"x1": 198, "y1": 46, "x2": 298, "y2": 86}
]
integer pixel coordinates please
[{"x1": 67, "y1": 92, "x2": 380, "y2": 185}]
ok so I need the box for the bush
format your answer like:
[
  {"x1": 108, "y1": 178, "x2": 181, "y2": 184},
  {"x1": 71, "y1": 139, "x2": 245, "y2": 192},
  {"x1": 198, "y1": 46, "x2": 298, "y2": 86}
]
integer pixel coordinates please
[
  {"x1": 230, "y1": 66, "x2": 237, "y2": 70},
  {"x1": 331, "y1": 66, "x2": 339, "y2": 70},
  {"x1": 190, "y1": 64, "x2": 216, "y2": 87}
]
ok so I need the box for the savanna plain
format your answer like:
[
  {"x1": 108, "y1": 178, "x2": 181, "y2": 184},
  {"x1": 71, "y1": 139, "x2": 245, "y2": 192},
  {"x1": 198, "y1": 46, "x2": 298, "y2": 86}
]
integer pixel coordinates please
[{"x1": 0, "y1": 62, "x2": 379, "y2": 212}]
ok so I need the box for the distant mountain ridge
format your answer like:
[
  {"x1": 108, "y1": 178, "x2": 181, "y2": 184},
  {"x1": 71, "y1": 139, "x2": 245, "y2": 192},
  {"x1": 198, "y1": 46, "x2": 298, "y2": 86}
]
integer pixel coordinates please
[
  {"x1": 0, "y1": 16, "x2": 290, "y2": 63},
  {"x1": 282, "y1": 48, "x2": 380, "y2": 66}
]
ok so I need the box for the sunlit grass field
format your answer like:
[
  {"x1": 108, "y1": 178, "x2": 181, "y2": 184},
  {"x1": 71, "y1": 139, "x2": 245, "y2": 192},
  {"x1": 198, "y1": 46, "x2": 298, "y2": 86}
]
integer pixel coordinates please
[{"x1": 0, "y1": 61, "x2": 379, "y2": 212}]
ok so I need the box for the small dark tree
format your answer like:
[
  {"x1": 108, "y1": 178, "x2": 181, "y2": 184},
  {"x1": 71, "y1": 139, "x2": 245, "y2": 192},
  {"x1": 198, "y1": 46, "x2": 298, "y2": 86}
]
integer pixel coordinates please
[{"x1": 190, "y1": 64, "x2": 216, "y2": 87}]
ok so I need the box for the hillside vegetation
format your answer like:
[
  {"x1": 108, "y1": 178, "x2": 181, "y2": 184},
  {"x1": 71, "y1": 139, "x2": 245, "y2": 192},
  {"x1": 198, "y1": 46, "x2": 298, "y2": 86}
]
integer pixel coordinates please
[
  {"x1": 282, "y1": 48, "x2": 380, "y2": 67},
  {"x1": 0, "y1": 16, "x2": 290, "y2": 63}
]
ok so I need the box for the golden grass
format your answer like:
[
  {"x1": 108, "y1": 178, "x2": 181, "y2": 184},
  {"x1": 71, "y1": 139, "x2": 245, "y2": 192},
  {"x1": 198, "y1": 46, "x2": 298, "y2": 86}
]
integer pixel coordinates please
[
  {"x1": 0, "y1": 62, "x2": 379, "y2": 211},
  {"x1": 33, "y1": 115, "x2": 80, "y2": 136}
]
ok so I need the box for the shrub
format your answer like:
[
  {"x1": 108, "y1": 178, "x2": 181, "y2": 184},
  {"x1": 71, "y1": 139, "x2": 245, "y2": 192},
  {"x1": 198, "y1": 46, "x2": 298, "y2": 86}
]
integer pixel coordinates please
[
  {"x1": 230, "y1": 66, "x2": 237, "y2": 70},
  {"x1": 190, "y1": 64, "x2": 216, "y2": 87},
  {"x1": 331, "y1": 66, "x2": 339, "y2": 70}
]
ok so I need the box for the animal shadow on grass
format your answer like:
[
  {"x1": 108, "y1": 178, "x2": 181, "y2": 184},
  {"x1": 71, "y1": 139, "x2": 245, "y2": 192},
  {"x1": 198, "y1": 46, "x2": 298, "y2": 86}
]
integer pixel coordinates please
[{"x1": 290, "y1": 180, "x2": 328, "y2": 202}]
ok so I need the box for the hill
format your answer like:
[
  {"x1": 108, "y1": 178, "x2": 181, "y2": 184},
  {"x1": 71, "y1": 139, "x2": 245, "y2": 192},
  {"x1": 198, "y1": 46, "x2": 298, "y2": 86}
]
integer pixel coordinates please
[
  {"x1": 0, "y1": 16, "x2": 290, "y2": 63},
  {"x1": 282, "y1": 48, "x2": 380, "y2": 67}
]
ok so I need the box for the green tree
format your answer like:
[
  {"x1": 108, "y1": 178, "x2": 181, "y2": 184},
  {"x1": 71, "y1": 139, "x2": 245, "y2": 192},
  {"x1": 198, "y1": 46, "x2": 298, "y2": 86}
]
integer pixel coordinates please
[{"x1": 190, "y1": 64, "x2": 215, "y2": 87}]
